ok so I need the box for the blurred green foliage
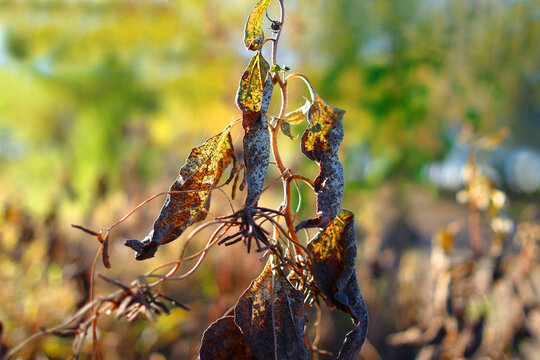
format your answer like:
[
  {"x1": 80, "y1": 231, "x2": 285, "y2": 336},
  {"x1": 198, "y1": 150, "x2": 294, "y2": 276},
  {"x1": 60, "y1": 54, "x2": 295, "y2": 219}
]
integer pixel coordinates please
[{"x1": 1, "y1": 0, "x2": 540, "y2": 215}]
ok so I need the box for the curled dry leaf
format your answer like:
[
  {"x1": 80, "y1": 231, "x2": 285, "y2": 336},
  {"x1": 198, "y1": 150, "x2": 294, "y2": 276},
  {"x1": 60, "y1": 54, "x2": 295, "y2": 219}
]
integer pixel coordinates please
[
  {"x1": 199, "y1": 316, "x2": 256, "y2": 360},
  {"x1": 276, "y1": 99, "x2": 311, "y2": 141},
  {"x1": 125, "y1": 126, "x2": 235, "y2": 260},
  {"x1": 234, "y1": 260, "x2": 310, "y2": 360},
  {"x1": 279, "y1": 120, "x2": 296, "y2": 141},
  {"x1": 281, "y1": 99, "x2": 311, "y2": 125},
  {"x1": 307, "y1": 210, "x2": 368, "y2": 360},
  {"x1": 71, "y1": 225, "x2": 111, "y2": 268},
  {"x1": 97, "y1": 275, "x2": 189, "y2": 324},
  {"x1": 296, "y1": 93, "x2": 345, "y2": 230},
  {"x1": 236, "y1": 53, "x2": 273, "y2": 207},
  {"x1": 243, "y1": 0, "x2": 272, "y2": 51}
]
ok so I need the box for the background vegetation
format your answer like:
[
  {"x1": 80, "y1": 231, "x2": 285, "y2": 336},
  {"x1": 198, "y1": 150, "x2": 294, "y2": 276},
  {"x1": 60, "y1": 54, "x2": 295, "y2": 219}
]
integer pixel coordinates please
[{"x1": 1, "y1": 0, "x2": 539, "y2": 358}]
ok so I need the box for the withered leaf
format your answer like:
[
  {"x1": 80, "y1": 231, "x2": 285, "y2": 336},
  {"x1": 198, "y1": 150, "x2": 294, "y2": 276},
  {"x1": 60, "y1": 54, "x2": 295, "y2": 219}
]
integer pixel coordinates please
[
  {"x1": 307, "y1": 210, "x2": 368, "y2": 360},
  {"x1": 125, "y1": 126, "x2": 235, "y2": 260},
  {"x1": 237, "y1": 53, "x2": 273, "y2": 207},
  {"x1": 301, "y1": 94, "x2": 345, "y2": 162},
  {"x1": 279, "y1": 120, "x2": 296, "y2": 141},
  {"x1": 237, "y1": 53, "x2": 271, "y2": 115},
  {"x1": 297, "y1": 93, "x2": 345, "y2": 230},
  {"x1": 281, "y1": 99, "x2": 311, "y2": 126},
  {"x1": 275, "y1": 100, "x2": 311, "y2": 141},
  {"x1": 244, "y1": 0, "x2": 272, "y2": 51},
  {"x1": 234, "y1": 260, "x2": 310, "y2": 360},
  {"x1": 199, "y1": 316, "x2": 256, "y2": 360}
]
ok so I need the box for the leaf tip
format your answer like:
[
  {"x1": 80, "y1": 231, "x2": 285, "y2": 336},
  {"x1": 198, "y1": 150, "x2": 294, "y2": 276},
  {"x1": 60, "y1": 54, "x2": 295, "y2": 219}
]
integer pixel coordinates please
[{"x1": 124, "y1": 239, "x2": 158, "y2": 261}]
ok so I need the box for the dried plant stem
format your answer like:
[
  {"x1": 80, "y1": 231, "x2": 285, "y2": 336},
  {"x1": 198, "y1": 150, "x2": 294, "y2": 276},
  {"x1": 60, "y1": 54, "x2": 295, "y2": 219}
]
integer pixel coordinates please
[
  {"x1": 89, "y1": 244, "x2": 104, "y2": 358},
  {"x1": 269, "y1": 102, "x2": 304, "y2": 257},
  {"x1": 285, "y1": 73, "x2": 315, "y2": 101},
  {"x1": 289, "y1": 174, "x2": 315, "y2": 189},
  {"x1": 271, "y1": 0, "x2": 284, "y2": 66},
  {"x1": 106, "y1": 187, "x2": 231, "y2": 234},
  {"x1": 266, "y1": 1, "x2": 310, "y2": 258},
  {"x1": 147, "y1": 221, "x2": 234, "y2": 284}
]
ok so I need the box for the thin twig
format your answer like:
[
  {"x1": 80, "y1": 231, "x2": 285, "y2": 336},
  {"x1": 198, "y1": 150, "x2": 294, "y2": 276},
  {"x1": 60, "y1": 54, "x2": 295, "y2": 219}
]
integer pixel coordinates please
[{"x1": 285, "y1": 73, "x2": 315, "y2": 102}]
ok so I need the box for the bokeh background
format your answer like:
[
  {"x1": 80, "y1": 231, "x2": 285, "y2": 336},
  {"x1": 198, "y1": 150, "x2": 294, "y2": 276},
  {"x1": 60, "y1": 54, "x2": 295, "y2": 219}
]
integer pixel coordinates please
[{"x1": 1, "y1": 0, "x2": 540, "y2": 359}]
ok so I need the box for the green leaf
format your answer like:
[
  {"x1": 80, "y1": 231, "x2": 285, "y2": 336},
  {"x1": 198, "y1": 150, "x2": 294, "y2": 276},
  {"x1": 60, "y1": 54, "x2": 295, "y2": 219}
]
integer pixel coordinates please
[
  {"x1": 236, "y1": 53, "x2": 271, "y2": 115},
  {"x1": 199, "y1": 316, "x2": 256, "y2": 360},
  {"x1": 307, "y1": 210, "x2": 368, "y2": 360},
  {"x1": 270, "y1": 64, "x2": 283, "y2": 72},
  {"x1": 244, "y1": 0, "x2": 272, "y2": 51},
  {"x1": 125, "y1": 126, "x2": 235, "y2": 260},
  {"x1": 297, "y1": 93, "x2": 345, "y2": 230},
  {"x1": 234, "y1": 260, "x2": 310, "y2": 360}
]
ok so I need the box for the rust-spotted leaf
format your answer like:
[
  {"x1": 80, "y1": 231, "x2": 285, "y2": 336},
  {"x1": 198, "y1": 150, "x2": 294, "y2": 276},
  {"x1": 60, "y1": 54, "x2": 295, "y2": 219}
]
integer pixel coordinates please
[
  {"x1": 237, "y1": 53, "x2": 273, "y2": 207},
  {"x1": 297, "y1": 93, "x2": 345, "y2": 230},
  {"x1": 199, "y1": 316, "x2": 256, "y2": 360},
  {"x1": 301, "y1": 93, "x2": 345, "y2": 162},
  {"x1": 307, "y1": 210, "x2": 368, "y2": 360},
  {"x1": 244, "y1": 0, "x2": 272, "y2": 51},
  {"x1": 125, "y1": 126, "x2": 235, "y2": 260},
  {"x1": 237, "y1": 53, "x2": 271, "y2": 115},
  {"x1": 234, "y1": 260, "x2": 310, "y2": 360}
]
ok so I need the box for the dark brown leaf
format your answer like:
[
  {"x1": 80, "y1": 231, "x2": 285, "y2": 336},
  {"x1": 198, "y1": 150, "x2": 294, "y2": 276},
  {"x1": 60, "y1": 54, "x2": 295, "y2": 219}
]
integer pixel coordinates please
[
  {"x1": 243, "y1": 0, "x2": 272, "y2": 51},
  {"x1": 307, "y1": 210, "x2": 368, "y2": 360},
  {"x1": 101, "y1": 236, "x2": 111, "y2": 268},
  {"x1": 234, "y1": 260, "x2": 310, "y2": 360},
  {"x1": 125, "y1": 126, "x2": 235, "y2": 260},
  {"x1": 199, "y1": 316, "x2": 256, "y2": 360},
  {"x1": 236, "y1": 53, "x2": 273, "y2": 207},
  {"x1": 297, "y1": 94, "x2": 345, "y2": 230}
]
